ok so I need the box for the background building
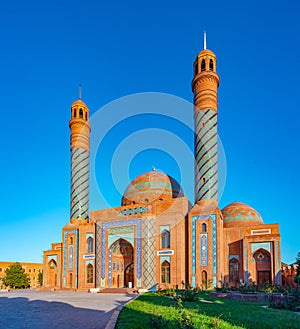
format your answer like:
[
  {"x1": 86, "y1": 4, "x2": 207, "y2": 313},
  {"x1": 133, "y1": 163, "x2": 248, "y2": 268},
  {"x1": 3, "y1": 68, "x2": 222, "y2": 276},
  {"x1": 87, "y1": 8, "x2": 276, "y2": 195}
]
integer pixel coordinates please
[{"x1": 0, "y1": 262, "x2": 43, "y2": 288}]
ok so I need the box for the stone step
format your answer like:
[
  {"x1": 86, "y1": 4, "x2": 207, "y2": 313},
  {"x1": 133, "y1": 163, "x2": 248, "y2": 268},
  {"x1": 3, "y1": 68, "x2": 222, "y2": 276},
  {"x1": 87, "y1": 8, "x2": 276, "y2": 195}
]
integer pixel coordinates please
[{"x1": 100, "y1": 288, "x2": 138, "y2": 294}]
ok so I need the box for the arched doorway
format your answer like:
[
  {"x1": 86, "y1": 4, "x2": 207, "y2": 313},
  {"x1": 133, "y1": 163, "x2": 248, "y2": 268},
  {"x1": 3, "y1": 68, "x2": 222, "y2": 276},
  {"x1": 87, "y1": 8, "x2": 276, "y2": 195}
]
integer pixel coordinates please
[
  {"x1": 253, "y1": 249, "x2": 271, "y2": 284},
  {"x1": 229, "y1": 258, "x2": 239, "y2": 285},
  {"x1": 124, "y1": 263, "x2": 134, "y2": 287},
  {"x1": 202, "y1": 270, "x2": 208, "y2": 289},
  {"x1": 110, "y1": 238, "x2": 134, "y2": 288},
  {"x1": 47, "y1": 259, "x2": 57, "y2": 287},
  {"x1": 69, "y1": 273, "x2": 73, "y2": 288}
]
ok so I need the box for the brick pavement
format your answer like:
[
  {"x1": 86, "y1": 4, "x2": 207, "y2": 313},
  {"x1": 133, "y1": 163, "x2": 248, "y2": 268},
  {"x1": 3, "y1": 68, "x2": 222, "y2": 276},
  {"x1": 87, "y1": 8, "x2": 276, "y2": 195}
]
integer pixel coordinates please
[{"x1": 0, "y1": 290, "x2": 136, "y2": 329}]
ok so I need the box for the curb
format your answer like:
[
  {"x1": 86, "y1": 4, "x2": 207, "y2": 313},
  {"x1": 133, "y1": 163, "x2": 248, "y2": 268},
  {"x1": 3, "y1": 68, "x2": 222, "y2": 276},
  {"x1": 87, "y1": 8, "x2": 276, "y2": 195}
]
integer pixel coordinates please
[{"x1": 105, "y1": 294, "x2": 139, "y2": 329}]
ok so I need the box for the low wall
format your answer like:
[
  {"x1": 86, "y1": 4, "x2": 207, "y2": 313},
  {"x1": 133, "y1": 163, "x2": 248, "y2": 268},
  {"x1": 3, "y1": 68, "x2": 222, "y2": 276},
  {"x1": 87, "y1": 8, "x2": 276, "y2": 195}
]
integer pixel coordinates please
[{"x1": 210, "y1": 292, "x2": 294, "y2": 303}]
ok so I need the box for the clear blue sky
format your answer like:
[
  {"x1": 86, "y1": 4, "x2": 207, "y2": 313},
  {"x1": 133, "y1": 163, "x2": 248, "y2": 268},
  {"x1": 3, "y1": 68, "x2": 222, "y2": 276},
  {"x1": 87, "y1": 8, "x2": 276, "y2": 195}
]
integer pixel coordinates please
[{"x1": 0, "y1": 0, "x2": 299, "y2": 264}]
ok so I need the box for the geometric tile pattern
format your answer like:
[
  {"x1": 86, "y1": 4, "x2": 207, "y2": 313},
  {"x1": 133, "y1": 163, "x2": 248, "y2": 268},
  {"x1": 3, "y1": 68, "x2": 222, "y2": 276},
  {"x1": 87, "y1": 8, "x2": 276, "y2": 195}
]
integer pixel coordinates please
[
  {"x1": 118, "y1": 207, "x2": 149, "y2": 216},
  {"x1": 211, "y1": 214, "x2": 217, "y2": 275},
  {"x1": 142, "y1": 217, "x2": 156, "y2": 288},
  {"x1": 222, "y1": 202, "x2": 263, "y2": 224},
  {"x1": 194, "y1": 109, "x2": 218, "y2": 202},
  {"x1": 70, "y1": 147, "x2": 89, "y2": 220},
  {"x1": 95, "y1": 224, "x2": 102, "y2": 287},
  {"x1": 244, "y1": 243, "x2": 248, "y2": 284}
]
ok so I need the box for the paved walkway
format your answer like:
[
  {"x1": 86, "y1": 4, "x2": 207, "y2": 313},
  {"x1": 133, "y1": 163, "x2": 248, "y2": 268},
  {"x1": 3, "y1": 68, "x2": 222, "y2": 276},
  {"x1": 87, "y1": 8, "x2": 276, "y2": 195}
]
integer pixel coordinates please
[{"x1": 0, "y1": 290, "x2": 136, "y2": 329}]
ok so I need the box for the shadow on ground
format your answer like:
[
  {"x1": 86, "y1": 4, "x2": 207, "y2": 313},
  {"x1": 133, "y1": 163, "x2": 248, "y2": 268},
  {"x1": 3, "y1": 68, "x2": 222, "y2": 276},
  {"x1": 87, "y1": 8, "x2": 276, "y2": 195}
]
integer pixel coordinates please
[{"x1": 0, "y1": 295, "x2": 126, "y2": 329}]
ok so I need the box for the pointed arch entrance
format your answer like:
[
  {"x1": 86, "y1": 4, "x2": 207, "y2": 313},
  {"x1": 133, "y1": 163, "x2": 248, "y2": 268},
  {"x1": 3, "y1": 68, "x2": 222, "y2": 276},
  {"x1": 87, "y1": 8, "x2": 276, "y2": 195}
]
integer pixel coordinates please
[
  {"x1": 47, "y1": 259, "x2": 57, "y2": 287},
  {"x1": 253, "y1": 248, "x2": 271, "y2": 284},
  {"x1": 109, "y1": 238, "x2": 134, "y2": 288}
]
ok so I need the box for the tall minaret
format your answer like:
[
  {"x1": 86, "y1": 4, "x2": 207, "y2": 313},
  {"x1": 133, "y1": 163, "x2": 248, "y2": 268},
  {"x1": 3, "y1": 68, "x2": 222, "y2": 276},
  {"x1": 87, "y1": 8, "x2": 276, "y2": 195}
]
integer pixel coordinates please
[
  {"x1": 192, "y1": 32, "x2": 220, "y2": 203},
  {"x1": 69, "y1": 88, "x2": 91, "y2": 222}
]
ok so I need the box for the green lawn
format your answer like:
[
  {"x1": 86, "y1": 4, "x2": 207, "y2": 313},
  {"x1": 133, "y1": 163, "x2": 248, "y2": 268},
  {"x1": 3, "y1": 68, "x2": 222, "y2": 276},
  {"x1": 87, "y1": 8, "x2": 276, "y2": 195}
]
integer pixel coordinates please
[{"x1": 116, "y1": 292, "x2": 300, "y2": 329}]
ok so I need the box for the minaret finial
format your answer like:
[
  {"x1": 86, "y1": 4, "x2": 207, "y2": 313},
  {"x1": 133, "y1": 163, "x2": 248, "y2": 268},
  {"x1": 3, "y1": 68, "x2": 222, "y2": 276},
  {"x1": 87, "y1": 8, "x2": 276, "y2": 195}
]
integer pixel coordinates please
[
  {"x1": 78, "y1": 83, "x2": 82, "y2": 100},
  {"x1": 204, "y1": 31, "x2": 207, "y2": 50}
]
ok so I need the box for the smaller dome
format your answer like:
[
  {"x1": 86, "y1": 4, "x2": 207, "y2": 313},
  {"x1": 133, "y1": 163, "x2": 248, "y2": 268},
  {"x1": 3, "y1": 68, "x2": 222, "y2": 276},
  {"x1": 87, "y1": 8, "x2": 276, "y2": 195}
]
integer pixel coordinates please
[
  {"x1": 72, "y1": 99, "x2": 88, "y2": 108},
  {"x1": 222, "y1": 202, "x2": 263, "y2": 228},
  {"x1": 198, "y1": 49, "x2": 216, "y2": 57}
]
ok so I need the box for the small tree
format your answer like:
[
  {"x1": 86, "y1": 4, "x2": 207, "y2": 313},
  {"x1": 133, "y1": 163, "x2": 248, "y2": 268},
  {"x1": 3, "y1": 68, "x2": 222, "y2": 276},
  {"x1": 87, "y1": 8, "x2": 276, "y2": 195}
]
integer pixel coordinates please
[
  {"x1": 38, "y1": 271, "x2": 43, "y2": 286},
  {"x1": 3, "y1": 263, "x2": 30, "y2": 289},
  {"x1": 294, "y1": 252, "x2": 300, "y2": 285}
]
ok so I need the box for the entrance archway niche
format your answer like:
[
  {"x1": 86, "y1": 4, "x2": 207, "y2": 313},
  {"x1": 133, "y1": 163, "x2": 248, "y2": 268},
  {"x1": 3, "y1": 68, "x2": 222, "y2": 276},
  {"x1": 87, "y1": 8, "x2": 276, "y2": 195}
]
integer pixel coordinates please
[
  {"x1": 110, "y1": 238, "x2": 134, "y2": 288},
  {"x1": 47, "y1": 259, "x2": 57, "y2": 287},
  {"x1": 253, "y1": 248, "x2": 271, "y2": 284}
]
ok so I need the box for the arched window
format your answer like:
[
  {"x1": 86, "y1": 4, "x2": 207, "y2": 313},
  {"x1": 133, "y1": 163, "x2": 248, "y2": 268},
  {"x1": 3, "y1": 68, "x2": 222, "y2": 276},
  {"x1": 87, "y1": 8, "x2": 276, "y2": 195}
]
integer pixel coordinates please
[
  {"x1": 202, "y1": 223, "x2": 207, "y2": 232},
  {"x1": 209, "y1": 59, "x2": 214, "y2": 71},
  {"x1": 79, "y1": 108, "x2": 83, "y2": 118},
  {"x1": 87, "y1": 237, "x2": 93, "y2": 253},
  {"x1": 229, "y1": 258, "x2": 239, "y2": 283},
  {"x1": 201, "y1": 59, "x2": 206, "y2": 71},
  {"x1": 87, "y1": 263, "x2": 93, "y2": 283},
  {"x1": 161, "y1": 260, "x2": 170, "y2": 283},
  {"x1": 70, "y1": 237, "x2": 73, "y2": 244},
  {"x1": 73, "y1": 108, "x2": 76, "y2": 118},
  {"x1": 161, "y1": 230, "x2": 170, "y2": 249},
  {"x1": 85, "y1": 112, "x2": 88, "y2": 120},
  {"x1": 49, "y1": 259, "x2": 57, "y2": 269},
  {"x1": 194, "y1": 63, "x2": 198, "y2": 75}
]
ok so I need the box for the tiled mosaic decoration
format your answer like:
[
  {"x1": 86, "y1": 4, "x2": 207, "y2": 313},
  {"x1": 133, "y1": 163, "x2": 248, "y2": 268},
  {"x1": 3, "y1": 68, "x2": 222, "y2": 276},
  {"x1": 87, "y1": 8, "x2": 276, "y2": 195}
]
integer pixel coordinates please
[{"x1": 142, "y1": 217, "x2": 156, "y2": 288}]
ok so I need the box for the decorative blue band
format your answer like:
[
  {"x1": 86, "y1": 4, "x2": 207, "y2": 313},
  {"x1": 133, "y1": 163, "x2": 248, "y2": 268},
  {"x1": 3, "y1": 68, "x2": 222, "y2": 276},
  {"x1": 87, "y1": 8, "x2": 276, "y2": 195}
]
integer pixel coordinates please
[
  {"x1": 192, "y1": 214, "x2": 217, "y2": 275},
  {"x1": 63, "y1": 230, "x2": 78, "y2": 287}
]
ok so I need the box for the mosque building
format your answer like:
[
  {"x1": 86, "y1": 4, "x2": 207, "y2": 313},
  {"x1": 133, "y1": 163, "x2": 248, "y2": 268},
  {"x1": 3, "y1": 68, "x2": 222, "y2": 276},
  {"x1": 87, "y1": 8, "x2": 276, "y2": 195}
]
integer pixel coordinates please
[{"x1": 43, "y1": 38, "x2": 281, "y2": 291}]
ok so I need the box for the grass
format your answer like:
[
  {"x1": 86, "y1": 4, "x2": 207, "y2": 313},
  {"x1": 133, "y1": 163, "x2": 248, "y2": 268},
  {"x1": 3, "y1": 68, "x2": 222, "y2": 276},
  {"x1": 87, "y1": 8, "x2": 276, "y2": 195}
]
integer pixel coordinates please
[{"x1": 116, "y1": 292, "x2": 300, "y2": 329}]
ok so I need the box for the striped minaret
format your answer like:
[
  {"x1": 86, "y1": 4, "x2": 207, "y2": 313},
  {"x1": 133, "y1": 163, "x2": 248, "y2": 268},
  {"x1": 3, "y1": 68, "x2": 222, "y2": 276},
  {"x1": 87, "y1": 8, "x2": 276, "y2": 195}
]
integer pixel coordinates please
[
  {"x1": 192, "y1": 36, "x2": 220, "y2": 203},
  {"x1": 69, "y1": 95, "x2": 91, "y2": 222}
]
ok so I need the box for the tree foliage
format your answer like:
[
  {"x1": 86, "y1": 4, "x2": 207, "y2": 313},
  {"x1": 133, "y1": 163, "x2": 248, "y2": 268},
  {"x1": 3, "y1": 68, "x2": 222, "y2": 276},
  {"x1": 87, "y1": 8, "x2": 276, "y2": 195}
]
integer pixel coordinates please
[
  {"x1": 296, "y1": 252, "x2": 300, "y2": 277},
  {"x1": 3, "y1": 262, "x2": 30, "y2": 289}
]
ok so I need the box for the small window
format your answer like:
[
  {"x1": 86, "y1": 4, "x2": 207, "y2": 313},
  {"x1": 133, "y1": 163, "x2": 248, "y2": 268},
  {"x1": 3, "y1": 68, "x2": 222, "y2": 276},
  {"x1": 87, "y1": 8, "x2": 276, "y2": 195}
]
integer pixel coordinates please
[
  {"x1": 87, "y1": 237, "x2": 93, "y2": 253},
  {"x1": 79, "y1": 108, "x2": 83, "y2": 119},
  {"x1": 161, "y1": 260, "x2": 170, "y2": 283},
  {"x1": 202, "y1": 177, "x2": 206, "y2": 184},
  {"x1": 201, "y1": 59, "x2": 206, "y2": 72},
  {"x1": 161, "y1": 229, "x2": 170, "y2": 249},
  {"x1": 209, "y1": 59, "x2": 214, "y2": 71},
  {"x1": 29, "y1": 269, "x2": 31, "y2": 273},
  {"x1": 145, "y1": 199, "x2": 149, "y2": 203},
  {"x1": 0, "y1": 268, "x2": 2, "y2": 272},
  {"x1": 73, "y1": 108, "x2": 76, "y2": 118},
  {"x1": 85, "y1": 112, "x2": 88, "y2": 120},
  {"x1": 202, "y1": 223, "x2": 207, "y2": 232},
  {"x1": 70, "y1": 237, "x2": 73, "y2": 244},
  {"x1": 33, "y1": 269, "x2": 36, "y2": 272}
]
